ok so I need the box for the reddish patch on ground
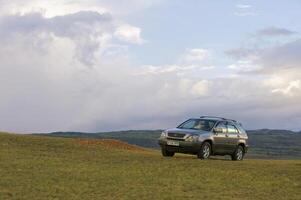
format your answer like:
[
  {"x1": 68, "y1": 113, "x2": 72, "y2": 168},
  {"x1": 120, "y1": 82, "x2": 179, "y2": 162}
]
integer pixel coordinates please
[{"x1": 75, "y1": 139, "x2": 147, "y2": 152}]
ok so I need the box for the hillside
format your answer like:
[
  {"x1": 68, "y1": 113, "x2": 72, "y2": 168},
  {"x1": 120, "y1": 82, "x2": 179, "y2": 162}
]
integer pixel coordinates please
[
  {"x1": 40, "y1": 129, "x2": 301, "y2": 159},
  {"x1": 0, "y1": 132, "x2": 300, "y2": 200}
]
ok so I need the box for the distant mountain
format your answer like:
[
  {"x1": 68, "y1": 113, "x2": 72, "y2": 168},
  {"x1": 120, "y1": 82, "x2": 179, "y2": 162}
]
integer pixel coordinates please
[
  {"x1": 246, "y1": 129, "x2": 301, "y2": 158},
  {"x1": 42, "y1": 130, "x2": 162, "y2": 148},
  {"x1": 37, "y1": 129, "x2": 301, "y2": 159}
]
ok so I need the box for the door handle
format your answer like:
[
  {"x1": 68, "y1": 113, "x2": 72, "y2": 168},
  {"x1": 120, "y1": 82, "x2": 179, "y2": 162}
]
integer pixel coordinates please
[
  {"x1": 225, "y1": 134, "x2": 229, "y2": 137},
  {"x1": 237, "y1": 134, "x2": 240, "y2": 138}
]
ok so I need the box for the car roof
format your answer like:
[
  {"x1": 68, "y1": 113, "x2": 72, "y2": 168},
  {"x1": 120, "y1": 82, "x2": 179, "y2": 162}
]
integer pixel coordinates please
[{"x1": 198, "y1": 116, "x2": 241, "y2": 124}]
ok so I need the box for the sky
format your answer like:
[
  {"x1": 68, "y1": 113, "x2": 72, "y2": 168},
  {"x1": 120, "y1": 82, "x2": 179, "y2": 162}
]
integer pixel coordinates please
[{"x1": 0, "y1": 0, "x2": 301, "y2": 133}]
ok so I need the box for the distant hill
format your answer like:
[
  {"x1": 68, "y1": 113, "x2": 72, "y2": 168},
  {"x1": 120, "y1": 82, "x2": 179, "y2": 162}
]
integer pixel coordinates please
[{"x1": 37, "y1": 129, "x2": 301, "y2": 159}]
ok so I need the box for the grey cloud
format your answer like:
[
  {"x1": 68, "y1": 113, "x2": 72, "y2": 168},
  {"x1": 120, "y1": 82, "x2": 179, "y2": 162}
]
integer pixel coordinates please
[
  {"x1": 0, "y1": 12, "x2": 46, "y2": 34},
  {"x1": 223, "y1": 36, "x2": 301, "y2": 130},
  {"x1": 226, "y1": 39, "x2": 301, "y2": 74},
  {"x1": 0, "y1": 11, "x2": 113, "y2": 65},
  {"x1": 257, "y1": 27, "x2": 296, "y2": 37},
  {"x1": 49, "y1": 11, "x2": 113, "y2": 65},
  {"x1": 259, "y1": 39, "x2": 301, "y2": 70},
  {"x1": 225, "y1": 47, "x2": 258, "y2": 60},
  {"x1": 49, "y1": 11, "x2": 112, "y2": 37}
]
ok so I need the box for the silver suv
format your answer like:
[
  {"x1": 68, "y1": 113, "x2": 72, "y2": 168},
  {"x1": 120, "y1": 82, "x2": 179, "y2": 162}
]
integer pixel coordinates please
[{"x1": 158, "y1": 116, "x2": 248, "y2": 160}]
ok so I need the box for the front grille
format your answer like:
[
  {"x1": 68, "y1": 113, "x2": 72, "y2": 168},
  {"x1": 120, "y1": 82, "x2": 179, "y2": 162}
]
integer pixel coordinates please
[
  {"x1": 166, "y1": 137, "x2": 185, "y2": 141},
  {"x1": 168, "y1": 132, "x2": 186, "y2": 138}
]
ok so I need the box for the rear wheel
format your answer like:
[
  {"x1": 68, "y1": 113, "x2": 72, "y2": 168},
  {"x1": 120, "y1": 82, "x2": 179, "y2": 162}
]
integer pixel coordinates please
[
  {"x1": 231, "y1": 145, "x2": 244, "y2": 161},
  {"x1": 197, "y1": 142, "x2": 211, "y2": 159},
  {"x1": 161, "y1": 147, "x2": 175, "y2": 157}
]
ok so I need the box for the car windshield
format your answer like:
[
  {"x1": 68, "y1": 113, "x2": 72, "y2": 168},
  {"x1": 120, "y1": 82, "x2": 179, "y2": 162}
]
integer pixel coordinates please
[{"x1": 178, "y1": 119, "x2": 216, "y2": 131}]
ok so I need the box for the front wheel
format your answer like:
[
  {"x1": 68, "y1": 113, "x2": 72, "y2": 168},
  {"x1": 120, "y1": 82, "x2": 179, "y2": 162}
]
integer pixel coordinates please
[
  {"x1": 197, "y1": 142, "x2": 211, "y2": 159},
  {"x1": 231, "y1": 145, "x2": 244, "y2": 161},
  {"x1": 161, "y1": 147, "x2": 175, "y2": 157}
]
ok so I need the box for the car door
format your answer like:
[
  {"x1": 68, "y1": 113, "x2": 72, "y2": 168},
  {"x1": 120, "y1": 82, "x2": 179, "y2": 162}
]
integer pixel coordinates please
[
  {"x1": 226, "y1": 123, "x2": 240, "y2": 153},
  {"x1": 213, "y1": 121, "x2": 228, "y2": 154}
]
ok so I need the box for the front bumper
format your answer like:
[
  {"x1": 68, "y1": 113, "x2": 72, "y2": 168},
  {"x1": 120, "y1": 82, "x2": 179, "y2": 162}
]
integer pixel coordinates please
[{"x1": 158, "y1": 138, "x2": 202, "y2": 154}]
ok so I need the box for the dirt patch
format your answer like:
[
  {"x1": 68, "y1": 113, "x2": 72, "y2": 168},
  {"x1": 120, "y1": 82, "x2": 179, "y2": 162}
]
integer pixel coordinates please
[{"x1": 75, "y1": 139, "x2": 148, "y2": 152}]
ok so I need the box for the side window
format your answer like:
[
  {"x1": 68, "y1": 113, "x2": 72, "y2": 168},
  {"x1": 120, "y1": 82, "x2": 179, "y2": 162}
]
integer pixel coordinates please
[
  {"x1": 215, "y1": 122, "x2": 227, "y2": 133},
  {"x1": 235, "y1": 124, "x2": 246, "y2": 134},
  {"x1": 227, "y1": 124, "x2": 239, "y2": 134}
]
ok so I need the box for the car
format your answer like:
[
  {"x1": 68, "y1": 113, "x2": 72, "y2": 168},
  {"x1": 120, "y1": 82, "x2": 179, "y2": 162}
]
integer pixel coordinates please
[{"x1": 158, "y1": 116, "x2": 248, "y2": 160}]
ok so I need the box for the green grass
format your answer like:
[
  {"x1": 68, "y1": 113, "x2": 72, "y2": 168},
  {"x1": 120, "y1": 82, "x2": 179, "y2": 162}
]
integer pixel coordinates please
[{"x1": 0, "y1": 132, "x2": 300, "y2": 200}]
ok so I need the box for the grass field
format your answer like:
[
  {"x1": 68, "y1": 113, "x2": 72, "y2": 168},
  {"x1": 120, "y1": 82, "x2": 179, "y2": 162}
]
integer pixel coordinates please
[
  {"x1": 0, "y1": 132, "x2": 300, "y2": 200},
  {"x1": 43, "y1": 129, "x2": 301, "y2": 159}
]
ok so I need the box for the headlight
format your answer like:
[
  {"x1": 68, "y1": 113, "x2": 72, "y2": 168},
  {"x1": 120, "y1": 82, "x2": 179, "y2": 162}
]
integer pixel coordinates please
[
  {"x1": 160, "y1": 131, "x2": 167, "y2": 138},
  {"x1": 186, "y1": 135, "x2": 199, "y2": 142}
]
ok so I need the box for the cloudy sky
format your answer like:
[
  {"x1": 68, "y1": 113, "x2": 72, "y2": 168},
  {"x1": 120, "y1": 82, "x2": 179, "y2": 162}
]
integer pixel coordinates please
[{"x1": 0, "y1": 0, "x2": 301, "y2": 133}]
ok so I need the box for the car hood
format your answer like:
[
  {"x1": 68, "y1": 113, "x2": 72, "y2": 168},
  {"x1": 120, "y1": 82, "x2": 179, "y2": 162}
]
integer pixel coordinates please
[{"x1": 166, "y1": 128, "x2": 210, "y2": 135}]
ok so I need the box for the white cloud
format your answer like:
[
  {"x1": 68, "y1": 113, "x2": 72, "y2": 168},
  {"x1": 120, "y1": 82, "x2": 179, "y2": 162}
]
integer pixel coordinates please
[
  {"x1": 236, "y1": 4, "x2": 252, "y2": 9},
  {"x1": 0, "y1": 0, "x2": 106, "y2": 17},
  {"x1": 182, "y1": 48, "x2": 210, "y2": 62},
  {"x1": 228, "y1": 60, "x2": 262, "y2": 72},
  {"x1": 114, "y1": 24, "x2": 145, "y2": 44},
  {"x1": 234, "y1": 3, "x2": 258, "y2": 17},
  {"x1": 191, "y1": 80, "x2": 209, "y2": 97},
  {"x1": 134, "y1": 64, "x2": 214, "y2": 76},
  {"x1": 0, "y1": 0, "x2": 164, "y2": 17},
  {"x1": 134, "y1": 48, "x2": 214, "y2": 76},
  {"x1": 272, "y1": 80, "x2": 301, "y2": 96}
]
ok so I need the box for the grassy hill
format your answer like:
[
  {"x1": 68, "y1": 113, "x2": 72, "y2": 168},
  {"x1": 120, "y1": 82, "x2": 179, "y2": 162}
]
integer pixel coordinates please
[
  {"x1": 1, "y1": 132, "x2": 300, "y2": 200},
  {"x1": 40, "y1": 129, "x2": 301, "y2": 159}
]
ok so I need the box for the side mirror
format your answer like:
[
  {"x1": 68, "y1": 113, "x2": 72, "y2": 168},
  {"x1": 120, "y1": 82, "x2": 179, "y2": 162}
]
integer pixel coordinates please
[{"x1": 213, "y1": 128, "x2": 223, "y2": 134}]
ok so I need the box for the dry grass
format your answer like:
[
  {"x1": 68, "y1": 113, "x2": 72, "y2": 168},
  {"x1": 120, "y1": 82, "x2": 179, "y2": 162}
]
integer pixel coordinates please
[{"x1": 75, "y1": 138, "x2": 148, "y2": 152}]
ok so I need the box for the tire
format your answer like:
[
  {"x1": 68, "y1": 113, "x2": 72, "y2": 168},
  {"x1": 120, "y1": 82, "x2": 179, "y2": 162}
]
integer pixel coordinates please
[
  {"x1": 231, "y1": 145, "x2": 244, "y2": 161},
  {"x1": 197, "y1": 142, "x2": 211, "y2": 159},
  {"x1": 161, "y1": 147, "x2": 175, "y2": 157}
]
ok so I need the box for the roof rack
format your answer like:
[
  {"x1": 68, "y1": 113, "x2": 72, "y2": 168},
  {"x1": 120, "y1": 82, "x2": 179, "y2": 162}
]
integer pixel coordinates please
[
  {"x1": 200, "y1": 116, "x2": 226, "y2": 120},
  {"x1": 227, "y1": 119, "x2": 238, "y2": 123},
  {"x1": 200, "y1": 116, "x2": 238, "y2": 123}
]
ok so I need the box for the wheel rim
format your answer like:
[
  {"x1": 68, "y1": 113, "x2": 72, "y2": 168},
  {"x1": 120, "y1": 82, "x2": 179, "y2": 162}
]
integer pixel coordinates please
[
  {"x1": 203, "y1": 144, "x2": 210, "y2": 158},
  {"x1": 236, "y1": 148, "x2": 243, "y2": 160}
]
